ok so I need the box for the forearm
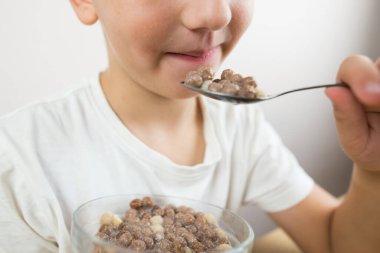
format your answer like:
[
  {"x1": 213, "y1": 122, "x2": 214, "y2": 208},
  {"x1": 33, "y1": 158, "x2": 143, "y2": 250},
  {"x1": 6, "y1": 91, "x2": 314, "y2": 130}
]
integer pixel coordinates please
[{"x1": 331, "y1": 165, "x2": 380, "y2": 253}]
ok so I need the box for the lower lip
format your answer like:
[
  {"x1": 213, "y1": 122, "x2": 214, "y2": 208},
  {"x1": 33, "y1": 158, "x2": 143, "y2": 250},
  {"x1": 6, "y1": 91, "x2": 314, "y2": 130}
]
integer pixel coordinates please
[{"x1": 166, "y1": 48, "x2": 217, "y2": 64}]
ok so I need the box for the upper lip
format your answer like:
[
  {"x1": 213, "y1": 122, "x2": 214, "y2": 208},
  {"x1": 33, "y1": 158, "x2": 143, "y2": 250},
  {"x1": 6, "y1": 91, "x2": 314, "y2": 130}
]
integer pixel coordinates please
[{"x1": 169, "y1": 30, "x2": 228, "y2": 57}]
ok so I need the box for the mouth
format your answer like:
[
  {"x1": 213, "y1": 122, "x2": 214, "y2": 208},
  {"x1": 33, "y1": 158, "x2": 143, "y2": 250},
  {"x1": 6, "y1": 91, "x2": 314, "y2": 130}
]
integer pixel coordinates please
[{"x1": 165, "y1": 47, "x2": 217, "y2": 63}]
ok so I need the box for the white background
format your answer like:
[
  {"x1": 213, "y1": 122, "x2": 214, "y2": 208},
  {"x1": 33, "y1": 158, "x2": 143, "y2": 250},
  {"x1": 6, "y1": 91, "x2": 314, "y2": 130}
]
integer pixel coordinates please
[{"x1": 1, "y1": 0, "x2": 379, "y2": 236}]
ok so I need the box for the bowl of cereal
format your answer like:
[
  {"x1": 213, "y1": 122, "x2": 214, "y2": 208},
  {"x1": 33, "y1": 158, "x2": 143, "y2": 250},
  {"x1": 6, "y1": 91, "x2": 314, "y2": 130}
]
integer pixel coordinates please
[{"x1": 71, "y1": 195, "x2": 254, "y2": 253}]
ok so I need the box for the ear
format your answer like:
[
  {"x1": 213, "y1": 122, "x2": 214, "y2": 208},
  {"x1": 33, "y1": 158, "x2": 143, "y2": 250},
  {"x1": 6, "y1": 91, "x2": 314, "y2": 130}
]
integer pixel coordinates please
[{"x1": 70, "y1": 0, "x2": 98, "y2": 25}]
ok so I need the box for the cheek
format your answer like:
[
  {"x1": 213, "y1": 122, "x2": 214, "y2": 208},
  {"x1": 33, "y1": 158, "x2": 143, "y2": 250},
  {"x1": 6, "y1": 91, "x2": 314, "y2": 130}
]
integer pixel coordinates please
[
  {"x1": 98, "y1": 3, "x2": 169, "y2": 55},
  {"x1": 115, "y1": 17, "x2": 175, "y2": 68},
  {"x1": 103, "y1": 18, "x2": 165, "y2": 71},
  {"x1": 232, "y1": 1, "x2": 254, "y2": 35},
  {"x1": 221, "y1": 2, "x2": 254, "y2": 57}
]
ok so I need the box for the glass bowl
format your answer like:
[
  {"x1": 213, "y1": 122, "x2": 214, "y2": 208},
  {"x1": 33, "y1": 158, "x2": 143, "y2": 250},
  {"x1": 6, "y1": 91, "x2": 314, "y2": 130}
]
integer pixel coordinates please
[{"x1": 71, "y1": 194, "x2": 254, "y2": 253}]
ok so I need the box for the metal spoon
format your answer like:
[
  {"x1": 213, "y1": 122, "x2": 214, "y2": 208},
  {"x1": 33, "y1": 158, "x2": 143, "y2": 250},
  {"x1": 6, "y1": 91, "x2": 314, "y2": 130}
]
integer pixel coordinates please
[{"x1": 181, "y1": 82, "x2": 348, "y2": 104}]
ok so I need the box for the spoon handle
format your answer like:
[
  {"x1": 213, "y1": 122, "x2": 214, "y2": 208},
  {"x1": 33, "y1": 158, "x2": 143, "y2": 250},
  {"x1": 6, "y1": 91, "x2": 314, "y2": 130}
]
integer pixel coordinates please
[{"x1": 275, "y1": 83, "x2": 348, "y2": 98}]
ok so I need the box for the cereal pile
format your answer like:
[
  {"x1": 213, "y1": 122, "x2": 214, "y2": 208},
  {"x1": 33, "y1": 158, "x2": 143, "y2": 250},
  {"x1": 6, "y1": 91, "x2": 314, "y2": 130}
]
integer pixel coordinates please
[
  {"x1": 95, "y1": 197, "x2": 232, "y2": 253},
  {"x1": 184, "y1": 66, "x2": 264, "y2": 99}
]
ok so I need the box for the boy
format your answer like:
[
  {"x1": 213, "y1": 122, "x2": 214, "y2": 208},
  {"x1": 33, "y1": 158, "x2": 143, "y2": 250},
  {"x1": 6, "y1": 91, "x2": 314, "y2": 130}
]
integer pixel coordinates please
[{"x1": 0, "y1": 0, "x2": 379, "y2": 252}]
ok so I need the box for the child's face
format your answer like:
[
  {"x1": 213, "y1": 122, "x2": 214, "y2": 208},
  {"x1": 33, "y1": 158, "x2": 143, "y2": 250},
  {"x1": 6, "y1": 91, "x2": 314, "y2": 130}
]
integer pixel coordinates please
[{"x1": 92, "y1": 0, "x2": 254, "y2": 99}]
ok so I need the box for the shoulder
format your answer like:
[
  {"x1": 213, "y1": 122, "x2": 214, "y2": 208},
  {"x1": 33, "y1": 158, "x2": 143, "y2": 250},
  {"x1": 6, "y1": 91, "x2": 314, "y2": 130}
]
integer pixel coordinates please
[
  {"x1": 1, "y1": 85, "x2": 89, "y2": 125},
  {"x1": 0, "y1": 82, "x2": 96, "y2": 158},
  {"x1": 0, "y1": 85, "x2": 90, "y2": 134},
  {"x1": 0, "y1": 82, "x2": 93, "y2": 196}
]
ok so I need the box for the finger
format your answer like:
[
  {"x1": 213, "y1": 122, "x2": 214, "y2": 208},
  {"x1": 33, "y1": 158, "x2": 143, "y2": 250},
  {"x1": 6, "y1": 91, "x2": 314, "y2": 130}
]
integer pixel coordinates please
[
  {"x1": 376, "y1": 57, "x2": 380, "y2": 71},
  {"x1": 337, "y1": 55, "x2": 380, "y2": 111},
  {"x1": 325, "y1": 86, "x2": 368, "y2": 156}
]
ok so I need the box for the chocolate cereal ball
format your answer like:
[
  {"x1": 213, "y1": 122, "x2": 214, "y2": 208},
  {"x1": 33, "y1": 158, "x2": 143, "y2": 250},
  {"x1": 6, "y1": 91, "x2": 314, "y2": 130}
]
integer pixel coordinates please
[
  {"x1": 95, "y1": 197, "x2": 233, "y2": 253},
  {"x1": 184, "y1": 66, "x2": 263, "y2": 99}
]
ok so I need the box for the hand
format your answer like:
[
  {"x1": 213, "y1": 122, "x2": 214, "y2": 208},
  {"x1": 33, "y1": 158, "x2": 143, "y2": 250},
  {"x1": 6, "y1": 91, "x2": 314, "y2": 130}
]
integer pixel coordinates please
[{"x1": 325, "y1": 55, "x2": 380, "y2": 173}]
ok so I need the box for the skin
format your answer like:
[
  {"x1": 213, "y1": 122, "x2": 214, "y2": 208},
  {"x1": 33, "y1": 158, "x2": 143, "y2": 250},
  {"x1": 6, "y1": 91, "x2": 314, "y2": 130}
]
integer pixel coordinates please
[
  {"x1": 70, "y1": 0, "x2": 380, "y2": 252},
  {"x1": 71, "y1": 0, "x2": 253, "y2": 165}
]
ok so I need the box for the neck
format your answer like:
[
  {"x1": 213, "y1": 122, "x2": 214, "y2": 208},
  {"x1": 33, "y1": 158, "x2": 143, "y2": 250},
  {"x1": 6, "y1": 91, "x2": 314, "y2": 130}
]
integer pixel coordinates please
[
  {"x1": 100, "y1": 67, "x2": 201, "y2": 130},
  {"x1": 99, "y1": 66, "x2": 205, "y2": 166}
]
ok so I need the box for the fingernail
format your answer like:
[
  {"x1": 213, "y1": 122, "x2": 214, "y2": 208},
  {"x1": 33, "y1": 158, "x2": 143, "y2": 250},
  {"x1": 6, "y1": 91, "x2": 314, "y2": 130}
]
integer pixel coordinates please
[{"x1": 365, "y1": 82, "x2": 380, "y2": 94}]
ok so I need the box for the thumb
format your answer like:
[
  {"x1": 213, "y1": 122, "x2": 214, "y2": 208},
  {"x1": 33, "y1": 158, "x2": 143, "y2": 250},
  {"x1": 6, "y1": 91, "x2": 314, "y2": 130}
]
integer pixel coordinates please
[{"x1": 337, "y1": 55, "x2": 380, "y2": 111}]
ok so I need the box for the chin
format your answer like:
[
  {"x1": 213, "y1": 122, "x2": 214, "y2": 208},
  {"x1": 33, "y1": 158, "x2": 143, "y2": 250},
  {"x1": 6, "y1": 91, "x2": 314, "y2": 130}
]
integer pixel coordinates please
[{"x1": 164, "y1": 86, "x2": 198, "y2": 100}]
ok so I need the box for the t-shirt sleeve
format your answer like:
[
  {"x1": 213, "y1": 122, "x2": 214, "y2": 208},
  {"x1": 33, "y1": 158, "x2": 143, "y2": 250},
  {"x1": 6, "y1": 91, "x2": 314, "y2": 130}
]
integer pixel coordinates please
[
  {"x1": 243, "y1": 108, "x2": 314, "y2": 213},
  {"x1": 0, "y1": 151, "x2": 69, "y2": 253}
]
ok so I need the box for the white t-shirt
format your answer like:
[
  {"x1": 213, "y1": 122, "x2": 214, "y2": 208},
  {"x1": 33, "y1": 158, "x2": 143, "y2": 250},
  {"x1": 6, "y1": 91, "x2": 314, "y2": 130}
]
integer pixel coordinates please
[{"x1": 0, "y1": 74, "x2": 313, "y2": 252}]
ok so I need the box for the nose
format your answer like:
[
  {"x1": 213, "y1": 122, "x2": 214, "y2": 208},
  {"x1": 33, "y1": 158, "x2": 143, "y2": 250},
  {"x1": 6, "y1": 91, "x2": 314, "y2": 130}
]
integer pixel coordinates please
[{"x1": 181, "y1": 0, "x2": 232, "y2": 32}]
